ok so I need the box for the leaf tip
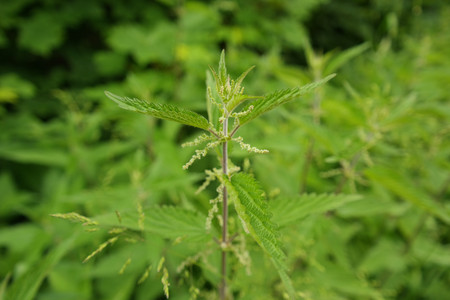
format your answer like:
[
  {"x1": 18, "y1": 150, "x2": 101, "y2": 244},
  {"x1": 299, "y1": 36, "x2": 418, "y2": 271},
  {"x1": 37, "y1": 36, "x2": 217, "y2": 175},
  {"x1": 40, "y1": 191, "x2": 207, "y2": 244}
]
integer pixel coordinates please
[
  {"x1": 328, "y1": 73, "x2": 337, "y2": 79},
  {"x1": 104, "y1": 90, "x2": 122, "y2": 103}
]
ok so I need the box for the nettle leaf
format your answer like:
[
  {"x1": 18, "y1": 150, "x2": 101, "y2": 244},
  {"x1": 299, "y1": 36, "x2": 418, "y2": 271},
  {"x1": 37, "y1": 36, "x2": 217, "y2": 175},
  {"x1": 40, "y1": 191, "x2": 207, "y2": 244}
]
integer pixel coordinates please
[
  {"x1": 144, "y1": 206, "x2": 210, "y2": 241},
  {"x1": 233, "y1": 65, "x2": 255, "y2": 95},
  {"x1": 226, "y1": 173, "x2": 284, "y2": 260},
  {"x1": 206, "y1": 71, "x2": 221, "y2": 131},
  {"x1": 226, "y1": 94, "x2": 261, "y2": 115},
  {"x1": 270, "y1": 194, "x2": 362, "y2": 227},
  {"x1": 225, "y1": 65, "x2": 258, "y2": 112},
  {"x1": 365, "y1": 166, "x2": 450, "y2": 224},
  {"x1": 5, "y1": 236, "x2": 76, "y2": 300},
  {"x1": 94, "y1": 206, "x2": 211, "y2": 242},
  {"x1": 209, "y1": 50, "x2": 227, "y2": 93},
  {"x1": 238, "y1": 74, "x2": 336, "y2": 125},
  {"x1": 225, "y1": 173, "x2": 296, "y2": 299},
  {"x1": 105, "y1": 91, "x2": 210, "y2": 130},
  {"x1": 218, "y1": 49, "x2": 227, "y2": 84}
]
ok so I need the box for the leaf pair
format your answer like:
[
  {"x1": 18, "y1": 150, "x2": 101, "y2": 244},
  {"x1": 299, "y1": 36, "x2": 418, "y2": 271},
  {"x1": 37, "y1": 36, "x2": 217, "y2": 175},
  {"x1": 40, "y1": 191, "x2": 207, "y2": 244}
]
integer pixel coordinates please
[{"x1": 106, "y1": 50, "x2": 335, "y2": 132}]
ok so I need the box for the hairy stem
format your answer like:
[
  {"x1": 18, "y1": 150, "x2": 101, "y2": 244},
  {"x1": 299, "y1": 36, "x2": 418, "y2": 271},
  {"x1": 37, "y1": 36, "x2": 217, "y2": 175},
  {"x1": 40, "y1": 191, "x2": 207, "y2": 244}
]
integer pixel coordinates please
[
  {"x1": 334, "y1": 152, "x2": 361, "y2": 194},
  {"x1": 299, "y1": 139, "x2": 315, "y2": 193},
  {"x1": 208, "y1": 128, "x2": 220, "y2": 138},
  {"x1": 229, "y1": 124, "x2": 240, "y2": 138},
  {"x1": 220, "y1": 115, "x2": 229, "y2": 300},
  {"x1": 299, "y1": 70, "x2": 322, "y2": 193}
]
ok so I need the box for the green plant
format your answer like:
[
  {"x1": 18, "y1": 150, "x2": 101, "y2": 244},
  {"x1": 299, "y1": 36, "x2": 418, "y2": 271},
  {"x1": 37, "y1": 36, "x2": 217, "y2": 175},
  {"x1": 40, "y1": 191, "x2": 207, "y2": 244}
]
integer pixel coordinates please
[
  {"x1": 2, "y1": 2, "x2": 450, "y2": 299},
  {"x1": 101, "y1": 51, "x2": 335, "y2": 299}
]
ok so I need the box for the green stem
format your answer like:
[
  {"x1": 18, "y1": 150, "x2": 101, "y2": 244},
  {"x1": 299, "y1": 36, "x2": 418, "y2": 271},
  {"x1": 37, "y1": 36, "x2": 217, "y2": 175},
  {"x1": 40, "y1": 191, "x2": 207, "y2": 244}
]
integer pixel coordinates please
[
  {"x1": 299, "y1": 139, "x2": 315, "y2": 193},
  {"x1": 229, "y1": 124, "x2": 240, "y2": 138},
  {"x1": 299, "y1": 70, "x2": 322, "y2": 194}
]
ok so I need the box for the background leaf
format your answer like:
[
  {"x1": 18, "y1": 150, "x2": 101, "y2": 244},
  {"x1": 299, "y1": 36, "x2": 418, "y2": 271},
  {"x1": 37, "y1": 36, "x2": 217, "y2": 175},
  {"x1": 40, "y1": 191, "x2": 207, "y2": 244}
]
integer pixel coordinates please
[
  {"x1": 324, "y1": 42, "x2": 370, "y2": 74},
  {"x1": 270, "y1": 194, "x2": 362, "y2": 227},
  {"x1": 239, "y1": 74, "x2": 336, "y2": 125},
  {"x1": 365, "y1": 166, "x2": 450, "y2": 224},
  {"x1": 5, "y1": 236, "x2": 76, "y2": 300}
]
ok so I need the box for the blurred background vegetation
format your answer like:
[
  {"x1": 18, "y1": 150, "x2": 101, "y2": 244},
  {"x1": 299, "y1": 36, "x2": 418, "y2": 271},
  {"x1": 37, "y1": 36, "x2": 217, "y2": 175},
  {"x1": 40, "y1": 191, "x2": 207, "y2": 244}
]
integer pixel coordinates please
[{"x1": 1, "y1": 0, "x2": 449, "y2": 299}]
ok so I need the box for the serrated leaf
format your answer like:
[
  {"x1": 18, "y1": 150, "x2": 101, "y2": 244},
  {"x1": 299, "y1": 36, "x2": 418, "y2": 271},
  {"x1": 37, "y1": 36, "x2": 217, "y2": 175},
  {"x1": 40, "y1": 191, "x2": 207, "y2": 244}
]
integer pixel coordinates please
[
  {"x1": 270, "y1": 194, "x2": 362, "y2": 227},
  {"x1": 226, "y1": 173, "x2": 284, "y2": 261},
  {"x1": 365, "y1": 166, "x2": 450, "y2": 224},
  {"x1": 224, "y1": 173, "x2": 296, "y2": 299},
  {"x1": 94, "y1": 206, "x2": 212, "y2": 242},
  {"x1": 218, "y1": 49, "x2": 227, "y2": 85},
  {"x1": 238, "y1": 74, "x2": 336, "y2": 125},
  {"x1": 226, "y1": 94, "x2": 261, "y2": 115},
  {"x1": 105, "y1": 91, "x2": 210, "y2": 130},
  {"x1": 209, "y1": 49, "x2": 229, "y2": 102},
  {"x1": 272, "y1": 258, "x2": 296, "y2": 300},
  {"x1": 234, "y1": 66, "x2": 255, "y2": 93},
  {"x1": 206, "y1": 71, "x2": 221, "y2": 131},
  {"x1": 225, "y1": 65, "x2": 257, "y2": 112}
]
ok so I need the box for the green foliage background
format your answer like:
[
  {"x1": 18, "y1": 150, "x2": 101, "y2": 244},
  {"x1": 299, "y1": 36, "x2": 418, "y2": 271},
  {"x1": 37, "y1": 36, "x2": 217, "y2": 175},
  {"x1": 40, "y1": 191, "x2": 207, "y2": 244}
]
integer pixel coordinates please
[{"x1": 1, "y1": 0, "x2": 449, "y2": 299}]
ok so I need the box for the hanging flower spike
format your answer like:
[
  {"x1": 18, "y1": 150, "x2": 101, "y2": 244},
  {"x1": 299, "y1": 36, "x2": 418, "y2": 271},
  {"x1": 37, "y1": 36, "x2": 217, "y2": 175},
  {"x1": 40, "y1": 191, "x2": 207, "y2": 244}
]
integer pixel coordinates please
[
  {"x1": 232, "y1": 136, "x2": 269, "y2": 154},
  {"x1": 207, "y1": 86, "x2": 223, "y2": 108},
  {"x1": 230, "y1": 105, "x2": 254, "y2": 118},
  {"x1": 196, "y1": 168, "x2": 221, "y2": 194},
  {"x1": 206, "y1": 192, "x2": 222, "y2": 231},
  {"x1": 181, "y1": 133, "x2": 215, "y2": 148},
  {"x1": 183, "y1": 140, "x2": 222, "y2": 170}
]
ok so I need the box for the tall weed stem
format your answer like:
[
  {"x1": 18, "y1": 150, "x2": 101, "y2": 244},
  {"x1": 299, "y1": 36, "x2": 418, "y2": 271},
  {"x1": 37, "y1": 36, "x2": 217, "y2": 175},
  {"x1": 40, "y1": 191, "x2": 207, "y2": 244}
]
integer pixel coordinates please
[{"x1": 220, "y1": 114, "x2": 229, "y2": 300}]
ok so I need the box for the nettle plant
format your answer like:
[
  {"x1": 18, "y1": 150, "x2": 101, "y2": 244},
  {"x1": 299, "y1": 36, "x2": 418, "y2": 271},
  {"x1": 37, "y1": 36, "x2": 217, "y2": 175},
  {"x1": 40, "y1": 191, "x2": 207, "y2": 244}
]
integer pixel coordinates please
[{"x1": 55, "y1": 51, "x2": 334, "y2": 299}]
